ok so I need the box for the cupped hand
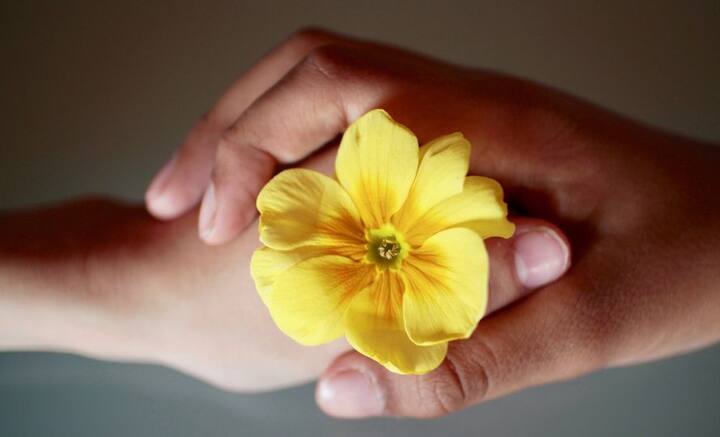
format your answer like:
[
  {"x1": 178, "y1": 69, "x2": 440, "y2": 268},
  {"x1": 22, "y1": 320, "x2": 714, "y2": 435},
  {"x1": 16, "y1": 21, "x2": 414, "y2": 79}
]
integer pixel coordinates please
[{"x1": 144, "y1": 29, "x2": 720, "y2": 417}]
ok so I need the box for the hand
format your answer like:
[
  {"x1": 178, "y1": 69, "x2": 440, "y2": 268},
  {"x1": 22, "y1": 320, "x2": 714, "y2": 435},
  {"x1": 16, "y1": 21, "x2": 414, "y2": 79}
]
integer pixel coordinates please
[
  {"x1": 145, "y1": 28, "x2": 720, "y2": 417},
  {"x1": 0, "y1": 198, "x2": 349, "y2": 390},
  {"x1": 0, "y1": 188, "x2": 569, "y2": 392}
]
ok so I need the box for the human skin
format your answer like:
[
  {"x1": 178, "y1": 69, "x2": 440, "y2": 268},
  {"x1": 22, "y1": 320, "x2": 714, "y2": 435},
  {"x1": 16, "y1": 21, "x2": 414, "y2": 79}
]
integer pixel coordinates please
[
  {"x1": 143, "y1": 29, "x2": 720, "y2": 418},
  {"x1": 0, "y1": 197, "x2": 357, "y2": 390},
  {"x1": 0, "y1": 169, "x2": 568, "y2": 391}
]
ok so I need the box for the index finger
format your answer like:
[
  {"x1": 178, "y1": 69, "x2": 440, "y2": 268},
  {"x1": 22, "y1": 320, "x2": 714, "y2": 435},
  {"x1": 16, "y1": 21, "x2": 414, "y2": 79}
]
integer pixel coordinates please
[
  {"x1": 198, "y1": 44, "x2": 400, "y2": 244},
  {"x1": 145, "y1": 28, "x2": 352, "y2": 219}
]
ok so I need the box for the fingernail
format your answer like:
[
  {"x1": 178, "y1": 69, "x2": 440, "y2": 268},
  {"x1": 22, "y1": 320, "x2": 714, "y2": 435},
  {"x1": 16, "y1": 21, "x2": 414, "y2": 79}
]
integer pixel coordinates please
[
  {"x1": 514, "y1": 228, "x2": 570, "y2": 288},
  {"x1": 198, "y1": 183, "x2": 217, "y2": 241},
  {"x1": 317, "y1": 369, "x2": 385, "y2": 418},
  {"x1": 146, "y1": 157, "x2": 178, "y2": 216}
]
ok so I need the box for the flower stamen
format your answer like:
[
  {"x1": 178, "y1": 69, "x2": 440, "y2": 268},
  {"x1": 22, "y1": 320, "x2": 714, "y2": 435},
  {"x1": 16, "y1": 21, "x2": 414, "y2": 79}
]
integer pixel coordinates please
[
  {"x1": 377, "y1": 238, "x2": 400, "y2": 260},
  {"x1": 366, "y1": 224, "x2": 408, "y2": 269}
]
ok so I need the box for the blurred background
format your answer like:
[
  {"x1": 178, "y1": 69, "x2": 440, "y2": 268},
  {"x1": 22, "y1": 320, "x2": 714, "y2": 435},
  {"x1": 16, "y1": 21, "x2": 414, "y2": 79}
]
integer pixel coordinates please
[{"x1": 1, "y1": 0, "x2": 719, "y2": 435}]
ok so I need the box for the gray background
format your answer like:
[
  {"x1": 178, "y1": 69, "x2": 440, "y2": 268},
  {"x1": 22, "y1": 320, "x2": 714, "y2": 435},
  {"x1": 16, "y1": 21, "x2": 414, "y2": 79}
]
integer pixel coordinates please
[{"x1": 1, "y1": 0, "x2": 719, "y2": 436}]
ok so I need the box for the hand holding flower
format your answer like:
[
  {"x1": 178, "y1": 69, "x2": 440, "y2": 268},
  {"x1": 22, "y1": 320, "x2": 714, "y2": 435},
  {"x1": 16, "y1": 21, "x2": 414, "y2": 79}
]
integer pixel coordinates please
[
  {"x1": 252, "y1": 109, "x2": 515, "y2": 374},
  {"x1": 138, "y1": 28, "x2": 720, "y2": 418}
]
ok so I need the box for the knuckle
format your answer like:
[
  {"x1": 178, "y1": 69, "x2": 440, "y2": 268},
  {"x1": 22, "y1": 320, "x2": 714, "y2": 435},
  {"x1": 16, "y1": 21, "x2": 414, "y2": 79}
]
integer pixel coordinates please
[
  {"x1": 212, "y1": 135, "x2": 274, "y2": 189},
  {"x1": 416, "y1": 344, "x2": 494, "y2": 417},
  {"x1": 301, "y1": 44, "x2": 399, "y2": 92},
  {"x1": 197, "y1": 111, "x2": 220, "y2": 132},
  {"x1": 219, "y1": 120, "x2": 251, "y2": 151},
  {"x1": 216, "y1": 131, "x2": 241, "y2": 160},
  {"x1": 302, "y1": 44, "x2": 357, "y2": 81},
  {"x1": 219, "y1": 116, "x2": 271, "y2": 159},
  {"x1": 450, "y1": 339, "x2": 495, "y2": 403},
  {"x1": 424, "y1": 368, "x2": 466, "y2": 416},
  {"x1": 211, "y1": 138, "x2": 245, "y2": 183},
  {"x1": 221, "y1": 118, "x2": 297, "y2": 163}
]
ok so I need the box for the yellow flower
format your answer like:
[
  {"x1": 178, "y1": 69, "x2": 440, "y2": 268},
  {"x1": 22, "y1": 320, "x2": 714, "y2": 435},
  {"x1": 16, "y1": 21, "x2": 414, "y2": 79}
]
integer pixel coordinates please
[{"x1": 251, "y1": 109, "x2": 514, "y2": 374}]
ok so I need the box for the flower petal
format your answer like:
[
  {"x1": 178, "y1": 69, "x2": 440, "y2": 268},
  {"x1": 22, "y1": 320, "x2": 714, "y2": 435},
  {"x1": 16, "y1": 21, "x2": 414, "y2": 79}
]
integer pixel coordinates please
[
  {"x1": 344, "y1": 270, "x2": 447, "y2": 374},
  {"x1": 336, "y1": 109, "x2": 419, "y2": 228},
  {"x1": 405, "y1": 176, "x2": 515, "y2": 245},
  {"x1": 402, "y1": 227, "x2": 488, "y2": 346},
  {"x1": 266, "y1": 255, "x2": 375, "y2": 345},
  {"x1": 257, "y1": 168, "x2": 365, "y2": 255},
  {"x1": 393, "y1": 133, "x2": 470, "y2": 232},
  {"x1": 250, "y1": 246, "x2": 325, "y2": 304}
]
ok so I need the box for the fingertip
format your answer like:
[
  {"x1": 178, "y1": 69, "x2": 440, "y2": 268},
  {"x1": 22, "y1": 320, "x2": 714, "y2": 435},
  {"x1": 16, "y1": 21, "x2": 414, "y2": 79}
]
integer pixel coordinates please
[
  {"x1": 316, "y1": 370, "x2": 384, "y2": 418},
  {"x1": 316, "y1": 352, "x2": 387, "y2": 418},
  {"x1": 146, "y1": 178, "x2": 201, "y2": 220},
  {"x1": 511, "y1": 220, "x2": 571, "y2": 289},
  {"x1": 145, "y1": 157, "x2": 187, "y2": 219},
  {"x1": 145, "y1": 190, "x2": 184, "y2": 220}
]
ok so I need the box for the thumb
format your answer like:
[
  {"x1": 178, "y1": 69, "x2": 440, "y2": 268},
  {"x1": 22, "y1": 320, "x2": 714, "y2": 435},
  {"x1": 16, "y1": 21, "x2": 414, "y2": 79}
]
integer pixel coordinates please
[{"x1": 315, "y1": 219, "x2": 573, "y2": 418}]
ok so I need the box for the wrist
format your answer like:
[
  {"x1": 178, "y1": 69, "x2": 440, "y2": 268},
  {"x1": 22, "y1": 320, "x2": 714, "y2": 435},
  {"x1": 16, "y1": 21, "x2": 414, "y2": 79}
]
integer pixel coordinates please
[
  {"x1": 0, "y1": 200, "x2": 167, "y2": 360},
  {"x1": 0, "y1": 249, "x2": 97, "y2": 353}
]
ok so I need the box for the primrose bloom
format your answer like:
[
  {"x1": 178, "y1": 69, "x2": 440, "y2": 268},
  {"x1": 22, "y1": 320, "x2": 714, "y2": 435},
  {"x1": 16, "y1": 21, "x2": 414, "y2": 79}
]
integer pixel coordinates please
[{"x1": 251, "y1": 109, "x2": 514, "y2": 374}]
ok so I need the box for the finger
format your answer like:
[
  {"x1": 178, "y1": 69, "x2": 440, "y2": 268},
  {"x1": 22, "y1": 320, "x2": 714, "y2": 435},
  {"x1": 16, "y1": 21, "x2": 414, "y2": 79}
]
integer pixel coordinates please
[
  {"x1": 198, "y1": 44, "x2": 397, "y2": 244},
  {"x1": 316, "y1": 221, "x2": 578, "y2": 418},
  {"x1": 145, "y1": 28, "x2": 349, "y2": 219},
  {"x1": 485, "y1": 218, "x2": 570, "y2": 314}
]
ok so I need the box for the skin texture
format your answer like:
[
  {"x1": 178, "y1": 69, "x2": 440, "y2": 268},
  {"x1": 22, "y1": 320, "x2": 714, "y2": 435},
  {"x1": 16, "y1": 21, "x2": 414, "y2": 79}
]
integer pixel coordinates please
[{"x1": 1, "y1": 28, "x2": 719, "y2": 418}]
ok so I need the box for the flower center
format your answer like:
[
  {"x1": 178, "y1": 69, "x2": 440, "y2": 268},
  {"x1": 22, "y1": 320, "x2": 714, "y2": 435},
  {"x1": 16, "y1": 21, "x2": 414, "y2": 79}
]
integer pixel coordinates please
[
  {"x1": 366, "y1": 224, "x2": 408, "y2": 270},
  {"x1": 377, "y1": 238, "x2": 400, "y2": 260}
]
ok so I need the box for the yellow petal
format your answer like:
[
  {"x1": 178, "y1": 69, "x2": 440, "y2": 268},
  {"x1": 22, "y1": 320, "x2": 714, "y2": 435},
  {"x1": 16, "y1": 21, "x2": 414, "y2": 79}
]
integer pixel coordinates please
[
  {"x1": 405, "y1": 176, "x2": 515, "y2": 245},
  {"x1": 402, "y1": 228, "x2": 488, "y2": 346},
  {"x1": 335, "y1": 109, "x2": 419, "y2": 228},
  {"x1": 393, "y1": 133, "x2": 470, "y2": 232},
  {"x1": 257, "y1": 168, "x2": 365, "y2": 256},
  {"x1": 266, "y1": 255, "x2": 375, "y2": 345},
  {"x1": 250, "y1": 246, "x2": 325, "y2": 304},
  {"x1": 344, "y1": 270, "x2": 447, "y2": 374}
]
